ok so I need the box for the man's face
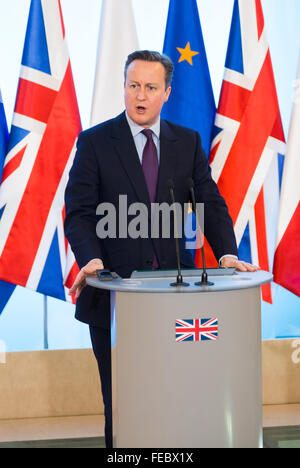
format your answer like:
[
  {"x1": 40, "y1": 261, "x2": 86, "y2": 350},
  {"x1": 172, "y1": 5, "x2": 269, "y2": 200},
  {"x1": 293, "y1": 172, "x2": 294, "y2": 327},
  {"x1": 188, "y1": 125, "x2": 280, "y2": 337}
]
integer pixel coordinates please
[{"x1": 124, "y1": 60, "x2": 171, "y2": 128}]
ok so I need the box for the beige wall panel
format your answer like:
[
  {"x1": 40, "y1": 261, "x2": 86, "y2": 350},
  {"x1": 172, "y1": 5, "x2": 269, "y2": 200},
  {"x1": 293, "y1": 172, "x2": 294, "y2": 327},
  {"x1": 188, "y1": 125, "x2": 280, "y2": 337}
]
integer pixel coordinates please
[
  {"x1": 0, "y1": 349, "x2": 103, "y2": 420},
  {"x1": 262, "y1": 338, "x2": 300, "y2": 405}
]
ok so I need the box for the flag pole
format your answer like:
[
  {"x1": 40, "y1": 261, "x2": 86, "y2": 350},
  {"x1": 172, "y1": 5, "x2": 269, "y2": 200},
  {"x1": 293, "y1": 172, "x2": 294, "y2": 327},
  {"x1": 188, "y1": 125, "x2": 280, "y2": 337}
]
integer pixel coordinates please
[{"x1": 43, "y1": 295, "x2": 48, "y2": 350}]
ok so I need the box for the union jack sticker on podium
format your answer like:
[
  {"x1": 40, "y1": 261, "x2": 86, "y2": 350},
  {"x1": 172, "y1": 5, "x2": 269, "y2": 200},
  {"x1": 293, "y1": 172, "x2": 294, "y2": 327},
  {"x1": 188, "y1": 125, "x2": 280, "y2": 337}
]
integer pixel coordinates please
[{"x1": 175, "y1": 318, "x2": 218, "y2": 342}]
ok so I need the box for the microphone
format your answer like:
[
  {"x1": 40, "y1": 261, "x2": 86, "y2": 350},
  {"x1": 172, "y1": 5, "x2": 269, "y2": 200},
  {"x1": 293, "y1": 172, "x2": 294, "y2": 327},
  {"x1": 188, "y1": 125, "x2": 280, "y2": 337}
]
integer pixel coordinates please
[
  {"x1": 187, "y1": 178, "x2": 214, "y2": 286},
  {"x1": 167, "y1": 179, "x2": 189, "y2": 287}
]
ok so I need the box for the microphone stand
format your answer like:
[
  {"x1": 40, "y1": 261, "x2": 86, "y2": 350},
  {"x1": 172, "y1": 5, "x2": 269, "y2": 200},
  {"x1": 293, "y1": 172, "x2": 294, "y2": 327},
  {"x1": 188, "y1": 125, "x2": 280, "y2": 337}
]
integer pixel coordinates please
[
  {"x1": 188, "y1": 178, "x2": 214, "y2": 286},
  {"x1": 168, "y1": 179, "x2": 189, "y2": 287}
]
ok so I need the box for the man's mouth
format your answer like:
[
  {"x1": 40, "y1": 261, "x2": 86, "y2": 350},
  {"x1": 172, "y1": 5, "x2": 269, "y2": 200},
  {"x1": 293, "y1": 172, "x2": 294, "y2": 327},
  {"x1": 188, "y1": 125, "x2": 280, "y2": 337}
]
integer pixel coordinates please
[{"x1": 136, "y1": 106, "x2": 146, "y2": 113}]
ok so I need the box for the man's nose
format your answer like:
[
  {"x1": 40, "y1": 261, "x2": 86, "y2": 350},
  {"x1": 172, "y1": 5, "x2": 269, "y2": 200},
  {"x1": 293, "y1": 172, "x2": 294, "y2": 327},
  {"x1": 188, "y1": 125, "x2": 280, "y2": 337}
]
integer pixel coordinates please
[{"x1": 137, "y1": 87, "x2": 146, "y2": 100}]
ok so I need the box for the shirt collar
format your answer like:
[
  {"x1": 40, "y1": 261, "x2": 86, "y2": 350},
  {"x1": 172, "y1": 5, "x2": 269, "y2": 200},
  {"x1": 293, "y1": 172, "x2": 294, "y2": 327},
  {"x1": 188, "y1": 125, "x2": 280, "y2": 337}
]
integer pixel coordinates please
[{"x1": 125, "y1": 111, "x2": 160, "y2": 139}]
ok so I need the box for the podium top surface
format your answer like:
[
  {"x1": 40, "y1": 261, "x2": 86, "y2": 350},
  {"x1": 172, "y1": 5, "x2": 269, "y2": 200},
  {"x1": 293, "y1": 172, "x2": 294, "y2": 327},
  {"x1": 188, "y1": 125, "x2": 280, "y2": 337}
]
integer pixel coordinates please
[{"x1": 86, "y1": 270, "x2": 273, "y2": 294}]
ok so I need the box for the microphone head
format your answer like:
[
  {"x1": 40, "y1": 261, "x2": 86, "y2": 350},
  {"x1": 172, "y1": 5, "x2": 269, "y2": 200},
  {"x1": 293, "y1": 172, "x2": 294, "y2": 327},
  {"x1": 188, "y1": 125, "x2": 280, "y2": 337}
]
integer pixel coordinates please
[
  {"x1": 187, "y1": 177, "x2": 194, "y2": 189},
  {"x1": 167, "y1": 179, "x2": 174, "y2": 190}
]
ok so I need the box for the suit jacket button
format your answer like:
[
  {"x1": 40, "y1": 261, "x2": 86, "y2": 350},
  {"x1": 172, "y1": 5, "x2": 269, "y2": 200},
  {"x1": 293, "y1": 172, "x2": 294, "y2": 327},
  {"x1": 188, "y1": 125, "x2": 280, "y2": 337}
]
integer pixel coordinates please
[{"x1": 146, "y1": 260, "x2": 153, "y2": 266}]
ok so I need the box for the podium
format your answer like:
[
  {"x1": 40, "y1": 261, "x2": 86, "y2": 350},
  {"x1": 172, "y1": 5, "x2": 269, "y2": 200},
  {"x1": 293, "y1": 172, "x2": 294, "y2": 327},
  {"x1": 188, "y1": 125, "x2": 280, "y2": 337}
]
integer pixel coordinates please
[{"x1": 87, "y1": 269, "x2": 272, "y2": 448}]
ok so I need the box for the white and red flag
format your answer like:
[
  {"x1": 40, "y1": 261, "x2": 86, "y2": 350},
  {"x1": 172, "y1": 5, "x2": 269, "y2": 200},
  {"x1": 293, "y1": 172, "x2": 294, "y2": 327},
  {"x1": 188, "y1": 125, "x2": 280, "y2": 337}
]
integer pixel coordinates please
[
  {"x1": 206, "y1": 0, "x2": 285, "y2": 302},
  {"x1": 90, "y1": 0, "x2": 139, "y2": 126},
  {"x1": 0, "y1": 0, "x2": 80, "y2": 302},
  {"x1": 273, "y1": 58, "x2": 300, "y2": 297}
]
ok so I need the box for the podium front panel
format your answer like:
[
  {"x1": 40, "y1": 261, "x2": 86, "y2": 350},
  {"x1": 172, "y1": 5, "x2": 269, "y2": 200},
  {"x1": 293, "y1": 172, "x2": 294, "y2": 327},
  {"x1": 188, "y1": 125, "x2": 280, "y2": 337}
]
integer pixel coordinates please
[{"x1": 111, "y1": 286, "x2": 262, "y2": 448}]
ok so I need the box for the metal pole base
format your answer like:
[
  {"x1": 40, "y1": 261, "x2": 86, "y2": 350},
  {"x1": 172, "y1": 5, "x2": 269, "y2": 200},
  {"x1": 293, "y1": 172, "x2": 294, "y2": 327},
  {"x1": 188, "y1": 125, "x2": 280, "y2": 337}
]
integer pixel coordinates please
[
  {"x1": 170, "y1": 274, "x2": 189, "y2": 287},
  {"x1": 195, "y1": 280, "x2": 214, "y2": 286},
  {"x1": 195, "y1": 271, "x2": 214, "y2": 286}
]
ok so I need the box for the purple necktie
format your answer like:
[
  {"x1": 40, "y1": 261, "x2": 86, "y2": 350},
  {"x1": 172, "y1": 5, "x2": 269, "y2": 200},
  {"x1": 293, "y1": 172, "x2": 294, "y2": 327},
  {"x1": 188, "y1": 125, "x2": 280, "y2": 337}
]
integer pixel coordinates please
[
  {"x1": 141, "y1": 129, "x2": 158, "y2": 203},
  {"x1": 141, "y1": 129, "x2": 159, "y2": 269}
]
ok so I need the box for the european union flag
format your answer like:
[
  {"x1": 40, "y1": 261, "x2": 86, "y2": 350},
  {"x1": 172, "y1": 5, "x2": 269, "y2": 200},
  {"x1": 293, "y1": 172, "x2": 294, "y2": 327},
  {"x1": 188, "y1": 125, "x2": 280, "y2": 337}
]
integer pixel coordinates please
[
  {"x1": 0, "y1": 89, "x2": 15, "y2": 314},
  {"x1": 161, "y1": 0, "x2": 216, "y2": 157},
  {"x1": 162, "y1": 0, "x2": 216, "y2": 258}
]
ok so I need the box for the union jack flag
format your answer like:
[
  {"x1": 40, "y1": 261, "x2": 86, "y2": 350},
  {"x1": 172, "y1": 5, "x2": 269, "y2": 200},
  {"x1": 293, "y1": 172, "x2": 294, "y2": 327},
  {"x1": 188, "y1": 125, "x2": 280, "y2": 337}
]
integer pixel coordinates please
[
  {"x1": 0, "y1": 88, "x2": 16, "y2": 314},
  {"x1": 175, "y1": 318, "x2": 218, "y2": 342},
  {"x1": 199, "y1": 0, "x2": 285, "y2": 303},
  {"x1": 0, "y1": 0, "x2": 80, "y2": 302}
]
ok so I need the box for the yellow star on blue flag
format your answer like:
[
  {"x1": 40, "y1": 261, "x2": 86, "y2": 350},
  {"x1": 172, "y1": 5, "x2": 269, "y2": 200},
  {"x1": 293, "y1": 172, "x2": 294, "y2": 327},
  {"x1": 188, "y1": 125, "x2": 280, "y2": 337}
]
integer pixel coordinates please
[{"x1": 177, "y1": 42, "x2": 199, "y2": 66}]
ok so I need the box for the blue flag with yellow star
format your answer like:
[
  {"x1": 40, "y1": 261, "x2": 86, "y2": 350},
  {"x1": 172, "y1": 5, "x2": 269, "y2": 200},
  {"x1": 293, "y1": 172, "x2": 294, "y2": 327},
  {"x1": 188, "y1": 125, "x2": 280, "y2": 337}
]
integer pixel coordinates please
[{"x1": 161, "y1": 0, "x2": 216, "y2": 157}]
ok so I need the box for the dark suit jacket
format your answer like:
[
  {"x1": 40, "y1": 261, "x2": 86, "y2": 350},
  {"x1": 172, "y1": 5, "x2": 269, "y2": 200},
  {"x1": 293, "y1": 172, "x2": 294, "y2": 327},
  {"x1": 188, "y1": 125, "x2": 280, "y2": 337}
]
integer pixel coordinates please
[{"x1": 64, "y1": 112, "x2": 237, "y2": 328}]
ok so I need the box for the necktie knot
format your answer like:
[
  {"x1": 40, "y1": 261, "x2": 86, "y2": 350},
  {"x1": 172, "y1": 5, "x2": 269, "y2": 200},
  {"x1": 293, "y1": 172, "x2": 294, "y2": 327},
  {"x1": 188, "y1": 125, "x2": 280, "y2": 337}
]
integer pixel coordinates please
[{"x1": 141, "y1": 128, "x2": 153, "y2": 140}]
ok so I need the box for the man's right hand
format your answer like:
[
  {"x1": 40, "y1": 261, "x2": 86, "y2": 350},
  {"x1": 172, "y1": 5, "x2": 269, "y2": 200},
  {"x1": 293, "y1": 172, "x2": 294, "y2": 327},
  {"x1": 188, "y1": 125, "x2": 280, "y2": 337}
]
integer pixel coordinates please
[{"x1": 68, "y1": 258, "x2": 104, "y2": 298}]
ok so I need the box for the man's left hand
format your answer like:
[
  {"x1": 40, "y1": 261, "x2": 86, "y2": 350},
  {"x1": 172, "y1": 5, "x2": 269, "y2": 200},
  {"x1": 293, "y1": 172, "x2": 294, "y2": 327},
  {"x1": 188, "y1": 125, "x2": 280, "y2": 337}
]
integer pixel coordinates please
[{"x1": 220, "y1": 256, "x2": 260, "y2": 272}]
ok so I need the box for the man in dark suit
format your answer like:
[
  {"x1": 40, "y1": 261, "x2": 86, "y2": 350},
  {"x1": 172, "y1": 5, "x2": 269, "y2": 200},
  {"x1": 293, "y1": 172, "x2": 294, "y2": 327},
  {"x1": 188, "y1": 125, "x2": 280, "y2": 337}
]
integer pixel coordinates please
[{"x1": 64, "y1": 50, "x2": 258, "y2": 447}]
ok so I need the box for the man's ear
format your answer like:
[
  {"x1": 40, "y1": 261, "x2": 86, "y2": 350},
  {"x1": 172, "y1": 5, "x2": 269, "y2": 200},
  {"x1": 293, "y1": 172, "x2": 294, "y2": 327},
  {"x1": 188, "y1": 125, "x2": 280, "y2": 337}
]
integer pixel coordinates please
[{"x1": 164, "y1": 86, "x2": 171, "y2": 103}]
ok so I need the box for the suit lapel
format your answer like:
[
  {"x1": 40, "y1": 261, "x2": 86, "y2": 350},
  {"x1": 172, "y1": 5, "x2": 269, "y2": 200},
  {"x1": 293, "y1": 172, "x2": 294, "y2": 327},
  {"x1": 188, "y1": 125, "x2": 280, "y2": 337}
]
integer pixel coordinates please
[{"x1": 111, "y1": 112, "x2": 151, "y2": 207}]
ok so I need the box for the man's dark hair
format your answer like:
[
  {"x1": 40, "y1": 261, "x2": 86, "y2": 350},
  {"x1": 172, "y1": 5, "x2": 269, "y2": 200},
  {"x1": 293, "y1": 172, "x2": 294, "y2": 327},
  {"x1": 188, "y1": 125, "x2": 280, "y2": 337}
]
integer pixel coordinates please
[{"x1": 124, "y1": 50, "x2": 174, "y2": 89}]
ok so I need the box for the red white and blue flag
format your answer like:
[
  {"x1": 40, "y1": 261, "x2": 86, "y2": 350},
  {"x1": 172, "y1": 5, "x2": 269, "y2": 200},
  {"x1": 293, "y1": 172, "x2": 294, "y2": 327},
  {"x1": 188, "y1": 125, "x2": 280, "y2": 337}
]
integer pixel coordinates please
[
  {"x1": 0, "y1": 88, "x2": 16, "y2": 314},
  {"x1": 175, "y1": 318, "x2": 218, "y2": 342},
  {"x1": 0, "y1": 0, "x2": 80, "y2": 302},
  {"x1": 273, "y1": 58, "x2": 300, "y2": 297},
  {"x1": 207, "y1": 0, "x2": 285, "y2": 303}
]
